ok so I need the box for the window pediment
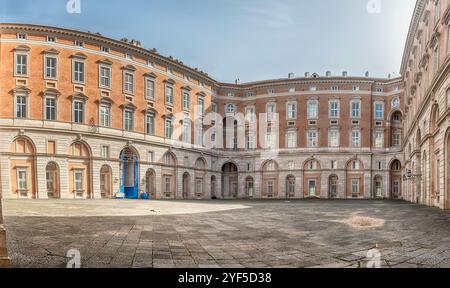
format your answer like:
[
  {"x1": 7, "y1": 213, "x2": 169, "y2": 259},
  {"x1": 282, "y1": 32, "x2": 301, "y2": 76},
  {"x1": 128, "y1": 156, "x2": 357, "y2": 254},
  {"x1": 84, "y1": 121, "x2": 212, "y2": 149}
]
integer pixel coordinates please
[
  {"x1": 181, "y1": 85, "x2": 192, "y2": 91},
  {"x1": 164, "y1": 78, "x2": 176, "y2": 85},
  {"x1": 41, "y1": 88, "x2": 61, "y2": 98},
  {"x1": 119, "y1": 102, "x2": 137, "y2": 110},
  {"x1": 43, "y1": 48, "x2": 60, "y2": 55},
  {"x1": 144, "y1": 72, "x2": 157, "y2": 78},
  {"x1": 70, "y1": 53, "x2": 87, "y2": 60},
  {"x1": 96, "y1": 59, "x2": 113, "y2": 65},
  {"x1": 11, "y1": 86, "x2": 31, "y2": 95},
  {"x1": 69, "y1": 92, "x2": 89, "y2": 102},
  {"x1": 122, "y1": 64, "x2": 136, "y2": 72},
  {"x1": 14, "y1": 45, "x2": 30, "y2": 52},
  {"x1": 96, "y1": 97, "x2": 114, "y2": 105}
]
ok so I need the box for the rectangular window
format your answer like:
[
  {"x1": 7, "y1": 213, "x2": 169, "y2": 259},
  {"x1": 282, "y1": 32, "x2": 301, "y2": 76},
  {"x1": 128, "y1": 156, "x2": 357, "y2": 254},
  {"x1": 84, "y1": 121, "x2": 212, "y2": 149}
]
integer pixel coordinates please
[
  {"x1": 124, "y1": 109, "x2": 134, "y2": 131},
  {"x1": 146, "y1": 112, "x2": 155, "y2": 135},
  {"x1": 308, "y1": 101, "x2": 318, "y2": 119},
  {"x1": 101, "y1": 46, "x2": 110, "y2": 53},
  {"x1": 45, "y1": 56, "x2": 57, "y2": 79},
  {"x1": 351, "y1": 102, "x2": 361, "y2": 118},
  {"x1": 287, "y1": 131, "x2": 297, "y2": 148},
  {"x1": 101, "y1": 145, "x2": 110, "y2": 158},
  {"x1": 246, "y1": 133, "x2": 255, "y2": 149},
  {"x1": 100, "y1": 104, "x2": 111, "y2": 127},
  {"x1": 145, "y1": 78, "x2": 155, "y2": 99},
  {"x1": 164, "y1": 176, "x2": 172, "y2": 193},
  {"x1": 74, "y1": 170, "x2": 84, "y2": 191},
  {"x1": 375, "y1": 131, "x2": 384, "y2": 148},
  {"x1": 75, "y1": 40, "x2": 84, "y2": 47},
  {"x1": 45, "y1": 97, "x2": 56, "y2": 121},
  {"x1": 17, "y1": 33, "x2": 27, "y2": 40},
  {"x1": 246, "y1": 107, "x2": 255, "y2": 123},
  {"x1": 165, "y1": 118, "x2": 173, "y2": 139},
  {"x1": 124, "y1": 72, "x2": 134, "y2": 93},
  {"x1": 267, "y1": 180, "x2": 274, "y2": 195},
  {"x1": 287, "y1": 103, "x2": 297, "y2": 119},
  {"x1": 351, "y1": 131, "x2": 361, "y2": 147},
  {"x1": 47, "y1": 36, "x2": 56, "y2": 42},
  {"x1": 183, "y1": 121, "x2": 191, "y2": 143},
  {"x1": 99, "y1": 66, "x2": 111, "y2": 88},
  {"x1": 329, "y1": 130, "x2": 339, "y2": 147},
  {"x1": 198, "y1": 98, "x2": 205, "y2": 117},
  {"x1": 165, "y1": 86, "x2": 174, "y2": 105},
  {"x1": 375, "y1": 103, "x2": 384, "y2": 119},
  {"x1": 267, "y1": 104, "x2": 276, "y2": 121},
  {"x1": 17, "y1": 168, "x2": 28, "y2": 191},
  {"x1": 308, "y1": 131, "x2": 318, "y2": 148},
  {"x1": 73, "y1": 101, "x2": 84, "y2": 124},
  {"x1": 16, "y1": 95, "x2": 27, "y2": 118},
  {"x1": 351, "y1": 180, "x2": 359, "y2": 195},
  {"x1": 329, "y1": 101, "x2": 339, "y2": 118},
  {"x1": 16, "y1": 54, "x2": 28, "y2": 76},
  {"x1": 73, "y1": 61, "x2": 85, "y2": 83},
  {"x1": 147, "y1": 151, "x2": 155, "y2": 162},
  {"x1": 393, "y1": 133, "x2": 401, "y2": 147},
  {"x1": 47, "y1": 141, "x2": 56, "y2": 154},
  {"x1": 331, "y1": 160, "x2": 337, "y2": 169}
]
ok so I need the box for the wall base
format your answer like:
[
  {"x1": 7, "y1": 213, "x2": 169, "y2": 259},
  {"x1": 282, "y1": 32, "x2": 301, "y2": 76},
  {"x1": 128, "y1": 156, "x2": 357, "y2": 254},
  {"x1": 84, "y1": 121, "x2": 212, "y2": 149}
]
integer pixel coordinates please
[{"x1": 0, "y1": 226, "x2": 10, "y2": 268}]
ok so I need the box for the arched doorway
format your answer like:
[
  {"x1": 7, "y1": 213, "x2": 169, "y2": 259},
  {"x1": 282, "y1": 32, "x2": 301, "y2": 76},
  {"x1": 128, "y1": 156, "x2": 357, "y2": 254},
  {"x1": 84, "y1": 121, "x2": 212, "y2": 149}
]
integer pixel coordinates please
[
  {"x1": 161, "y1": 152, "x2": 177, "y2": 199},
  {"x1": 9, "y1": 137, "x2": 36, "y2": 199},
  {"x1": 286, "y1": 175, "x2": 295, "y2": 199},
  {"x1": 195, "y1": 158, "x2": 206, "y2": 199},
  {"x1": 182, "y1": 172, "x2": 191, "y2": 199},
  {"x1": 373, "y1": 175, "x2": 383, "y2": 198},
  {"x1": 390, "y1": 160, "x2": 402, "y2": 199},
  {"x1": 68, "y1": 141, "x2": 91, "y2": 199},
  {"x1": 345, "y1": 159, "x2": 364, "y2": 198},
  {"x1": 46, "y1": 162, "x2": 60, "y2": 199},
  {"x1": 100, "y1": 165, "x2": 112, "y2": 199},
  {"x1": 261, "y1": 160, "x2": 279, "y2": 198},
  {"x1": 303, "y1": 159, "x2": 321, "y2": 198},
  {"x1": 145, "y1": 169, "x2": 156, "y2": 200},
  {"x1": 245, "y1": 176, "x2": 254, "y2": 198},
  {"x1": 222, "y1": 162, "x2": 238, "y2": 198},
  {"x1": 119, "y1": 147, "x2": 139, "y2": 199},
  {"x1": 328, "y1": 175, "x2": 338, "y2": 199}
]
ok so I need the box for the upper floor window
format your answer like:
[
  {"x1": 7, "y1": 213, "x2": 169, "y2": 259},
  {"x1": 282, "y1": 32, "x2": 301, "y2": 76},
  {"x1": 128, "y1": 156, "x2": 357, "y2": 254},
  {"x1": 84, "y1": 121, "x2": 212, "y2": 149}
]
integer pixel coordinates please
[
  {"x1": 374, "y1": 102, "x2": 384, "y2": 119},
  {"x1": 75, "y1": 40, "x2": 84, "y2": 47},
  {"x1": 165, "y1": 85, "x2": 174, "y2": 105},
  {"x1": 16, "y1": 95, "x2": 27, "y2": 118},
  {"x1": 331, "y1": 86, "x2": 339, "y2": 91},
  {"x1": 101, "y1": 46, "x2": 110, "y2": 53},
  {"x1": 211, "y1": 103, "x2": 218, "y2": 113},
  {"x1": 308, "y1": 131, "x2": 318, "y2": 148},
  {"x1": 375, "y1": 131, "x2": 384, "y2": 148},
  {"x1": 47, "y1": 36, "x2": 56, "y2": 42},
  {"x1": 307, "y1": 100, "x2": 318, "y2": 119},
  {"x1": 245, "y1": 106, "x2": 255, "y2": 123},
  {"x1": 146, "y1": 112, "x2": 155, "y2": 135},
  {"x1": 123, "y1": 72, "x2": 135, "y2": 94},
  {"x1": 124, "y1": 109, "x2": 134, "y2": 131},
  {"x1": 45, "y1": 55, "x2": 58, "y2": 79},
  {"x1": 309, "y1": 86, "x2": 317, "y2": 91},
  {"x1": 73, "y1": 101, "x2": 84, "y2": 124},
  {"x1": 99, "y1": 104, "x2": 111, "y2": 127},
  {"x1": 17, "y1": 33, "x2": 27, "y2": 40},
  {"x1": 351, "y1": 101, "x2": 361, "y2": 118},
  {"x1": 353, "y1": 86, "x2": 360, "y2": 91},
  {"x1": 267, "y1": 103, "x2": 276, "y2": 121},
  {"x1": 99, "y1": 65, "x2": 111, "y2": 88},
  {"x1": 73, "y1": 61, "x2": 85, "y2": 83},
  {"x1": 351, "y1": 130, "x2": 361, "y2": 147},
  {"x1": 433, "y1": 45, "x2": 439, "y2": 74},
  {"x1": 329, "y1": 130, "x2": 340, "y2": 147},
  {"x1": 45, "y1": 95, "x2": 57, "y2": 121},
  {"x1": 226, "y1": 103, "x2": 236, "y2": 114},
  {"x1": 15, "y1": 53, "x2": 28, "y2": 76},
  {"x1": 197, "y1": 97, "x2": 205, "y2": 117},
  {"x1": 183, "y1": 92, "x2": 190, "y2": 110},
  {"x1": 329, "y1": 100, "x2": 340, "y2": 118},
  {"x1": 165, "y1": 118, "x2": 173, "y2": 139},
  {"x1": 286, "y1": 131, "x2": 297, "y2": 148},
  {"x1": 145, "y1": 78, "x2": 155, "y2": 100},
  {"x1": 287, "y1": 102, "x2": 297, "y2": 119},
  {"x1": 392, "y1": 97, "x2": 400, "y2": 109}
]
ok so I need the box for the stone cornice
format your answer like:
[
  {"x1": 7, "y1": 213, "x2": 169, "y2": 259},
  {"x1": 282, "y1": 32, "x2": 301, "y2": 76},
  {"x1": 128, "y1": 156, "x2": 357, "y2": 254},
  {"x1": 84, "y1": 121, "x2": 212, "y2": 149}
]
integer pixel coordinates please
[{"x1": 401, "y1": 0, "x2": 427, "y2": 74}]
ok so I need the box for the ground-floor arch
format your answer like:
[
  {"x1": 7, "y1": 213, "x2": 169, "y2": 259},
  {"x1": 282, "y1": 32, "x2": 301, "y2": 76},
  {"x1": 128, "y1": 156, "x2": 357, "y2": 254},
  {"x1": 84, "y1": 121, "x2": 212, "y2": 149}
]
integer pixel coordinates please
[
  {"x1": 145, "y1": 169, "x2": 156, "y2": 200},
  {"x1": 286, "y1": 175, "x2": 295, "y2": 199},
  {"x1": 46, "y1": 162, "x2": 60, "y2": 199},
  {"x1": 245, "y1": 176, "x2": 254, "y2": 198},
  {"x1": 182, "y1": 172, "x2": 191, "y2": 199},
  {"x1": 120, "y1": 147, "x2": 139, "y2": 199},
  {"x1": 100, "y1": 165, "x2": 112, "y2": 199},
  {"x1": 222, "y1": 162, "x2": 238, "y2": 198},
  {"x1": 328, "y1": 175, "x2": 338, "y2": 199},
  {"x1": 390, "y1": 160, "x2": 402, "y2": 200}
]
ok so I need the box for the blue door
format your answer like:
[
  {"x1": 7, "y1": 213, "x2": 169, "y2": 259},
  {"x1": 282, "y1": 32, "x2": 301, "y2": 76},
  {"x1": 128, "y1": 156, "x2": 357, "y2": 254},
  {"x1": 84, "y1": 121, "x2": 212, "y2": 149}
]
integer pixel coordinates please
[{"x1": 120, "y1": 149, "x2": 139, "y2": 199}]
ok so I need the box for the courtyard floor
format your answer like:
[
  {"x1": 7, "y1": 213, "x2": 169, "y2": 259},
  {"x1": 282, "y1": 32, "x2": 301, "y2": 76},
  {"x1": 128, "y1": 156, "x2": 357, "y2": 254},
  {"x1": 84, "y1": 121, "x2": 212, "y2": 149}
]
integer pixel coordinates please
[{"x1": 3, "y1": 199, "x2": 450, "y2": 268}]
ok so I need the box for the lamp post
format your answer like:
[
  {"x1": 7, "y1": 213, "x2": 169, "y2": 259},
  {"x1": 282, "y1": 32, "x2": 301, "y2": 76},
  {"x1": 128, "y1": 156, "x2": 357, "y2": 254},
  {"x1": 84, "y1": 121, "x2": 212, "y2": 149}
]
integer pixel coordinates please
[{"x1": 0, "y1": 198, "x2": 10, "y2": 267}]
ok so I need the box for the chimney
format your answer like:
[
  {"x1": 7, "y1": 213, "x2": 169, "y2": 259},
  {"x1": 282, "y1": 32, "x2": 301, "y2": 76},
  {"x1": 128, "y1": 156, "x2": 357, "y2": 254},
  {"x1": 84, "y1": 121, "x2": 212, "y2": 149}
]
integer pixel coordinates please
[
  {"x1": 342, "y1": 71, "x2": 348, "y2": 77},
  {"x1": 288, "y1": 73, "x2": 295, "y2": 79},
  {"x1": 235, "y1": 78, "x2": 240, "y2": 85},
  {"x1": 365, "y1": 71, "x2": 370, "y2": 77},
  {"x1": 305, "y1": 72, "x2": 310, "y2": 78},
  {"x1": 326, "y1": 71, "x2": 332, "y2": 77}
]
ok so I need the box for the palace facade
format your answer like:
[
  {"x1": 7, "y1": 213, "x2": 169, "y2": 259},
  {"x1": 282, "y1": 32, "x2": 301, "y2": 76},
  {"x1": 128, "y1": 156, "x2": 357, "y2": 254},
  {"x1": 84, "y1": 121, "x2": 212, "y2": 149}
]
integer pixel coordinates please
[{"x1": 0, "y1": 23, "x2": 405, "y2": 203}]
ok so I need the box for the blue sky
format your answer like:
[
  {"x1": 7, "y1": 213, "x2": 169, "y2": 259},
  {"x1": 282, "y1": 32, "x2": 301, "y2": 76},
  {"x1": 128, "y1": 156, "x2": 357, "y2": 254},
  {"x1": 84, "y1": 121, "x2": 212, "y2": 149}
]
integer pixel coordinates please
[{"x1": 1, "y1": 0, "x2": 415, "y2": 83}]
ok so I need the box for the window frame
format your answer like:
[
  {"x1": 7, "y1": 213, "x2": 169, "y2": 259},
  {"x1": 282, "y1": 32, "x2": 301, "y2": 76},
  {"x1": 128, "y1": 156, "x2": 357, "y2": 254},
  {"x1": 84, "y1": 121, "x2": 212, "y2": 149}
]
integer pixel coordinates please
[{"x1": 44, "y1": 54, "x2": 58, "y2": 80}]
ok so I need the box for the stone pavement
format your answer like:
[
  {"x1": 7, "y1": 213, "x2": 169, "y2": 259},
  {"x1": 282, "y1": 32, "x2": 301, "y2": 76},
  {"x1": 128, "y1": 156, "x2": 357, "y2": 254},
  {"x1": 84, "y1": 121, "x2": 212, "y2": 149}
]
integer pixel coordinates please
[{"x1": 3, "y1": 199, "x2": 450, "y2": 268}]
